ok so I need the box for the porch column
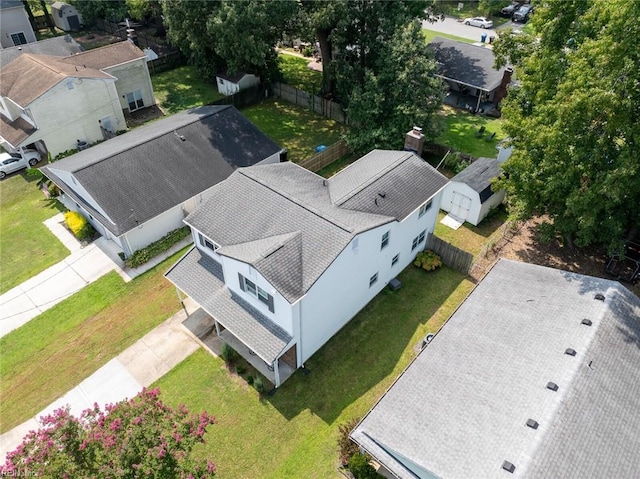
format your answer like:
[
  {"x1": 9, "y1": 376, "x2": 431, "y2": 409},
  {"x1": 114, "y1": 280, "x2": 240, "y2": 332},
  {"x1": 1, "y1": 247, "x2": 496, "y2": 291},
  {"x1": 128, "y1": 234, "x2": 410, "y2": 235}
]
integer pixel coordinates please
[
  {"x1": 273, "y1": 359, "x2": 281, "y2": 388},
  {"x1": 475, "y1": 92, "x2": 483, "y2": 112}
]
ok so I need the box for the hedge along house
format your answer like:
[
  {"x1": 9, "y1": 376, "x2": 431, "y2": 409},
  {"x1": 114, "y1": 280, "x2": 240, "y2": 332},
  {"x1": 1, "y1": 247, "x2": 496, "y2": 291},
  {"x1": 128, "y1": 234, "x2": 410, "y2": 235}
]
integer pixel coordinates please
[
  {"x1": 440, "y1": 156, "x2": 505, "y2": 226},
  {"x1": 165, "y1": 150, "x2": 449, "y2": 387},
  {"x1": 41, "y1": 105, "x2": 285, "y2": 259},
  {"x1": 428, "y1": 36, "x2": 512, "y2": 113}
]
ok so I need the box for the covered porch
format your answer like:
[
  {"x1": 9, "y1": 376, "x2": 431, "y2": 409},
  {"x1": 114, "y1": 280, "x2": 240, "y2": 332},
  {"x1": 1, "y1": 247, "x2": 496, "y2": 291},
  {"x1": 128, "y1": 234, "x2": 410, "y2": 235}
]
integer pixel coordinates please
[{"x1": 166, "y1": 246, "x2": 297, "y2": 388}]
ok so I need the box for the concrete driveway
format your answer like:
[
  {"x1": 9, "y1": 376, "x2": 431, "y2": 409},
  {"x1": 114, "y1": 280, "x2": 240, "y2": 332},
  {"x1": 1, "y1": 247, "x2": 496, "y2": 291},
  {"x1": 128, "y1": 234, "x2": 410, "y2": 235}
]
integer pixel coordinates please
[{"x1": 0, "y1": 215, "x2": 119, "y2": 338}]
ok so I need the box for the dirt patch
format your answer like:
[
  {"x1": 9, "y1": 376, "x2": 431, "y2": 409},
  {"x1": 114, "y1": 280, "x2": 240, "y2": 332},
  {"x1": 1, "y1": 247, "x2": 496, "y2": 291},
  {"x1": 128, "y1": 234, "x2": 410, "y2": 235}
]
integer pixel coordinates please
[
  {"x1": 470, "y1": 215, "x2": 640, "y2": 297},
  {"x1": 74, "y1": 31, "x2": 122, "y2": 50}
]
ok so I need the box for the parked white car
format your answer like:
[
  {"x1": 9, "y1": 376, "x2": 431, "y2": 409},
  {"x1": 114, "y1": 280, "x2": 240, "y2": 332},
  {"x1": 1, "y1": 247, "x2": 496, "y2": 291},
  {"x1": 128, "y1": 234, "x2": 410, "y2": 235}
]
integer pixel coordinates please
[
  {"x1": 0, "y1": 150, "x2": 41, "y2": 179},
  {"x1": 464, "y1": 17, "x2": 494, "y2": 29}
]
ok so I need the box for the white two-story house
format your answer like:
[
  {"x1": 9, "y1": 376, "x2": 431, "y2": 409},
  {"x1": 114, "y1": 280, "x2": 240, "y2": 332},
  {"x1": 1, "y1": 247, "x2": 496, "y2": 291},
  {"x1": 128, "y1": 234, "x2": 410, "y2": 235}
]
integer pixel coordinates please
[
  {"x1": 0, "y1": 40, "x2": 153, "y2": 158},
  {"x1": 165, "y1": 150, "x2": 449, "y2": 387}
]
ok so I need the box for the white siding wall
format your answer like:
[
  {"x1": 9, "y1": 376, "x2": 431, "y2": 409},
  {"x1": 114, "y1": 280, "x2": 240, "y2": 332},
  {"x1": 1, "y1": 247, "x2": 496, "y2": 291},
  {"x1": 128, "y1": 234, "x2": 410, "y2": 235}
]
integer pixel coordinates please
[
  {"x1": 120, "y1": 203, "x2": 186, "y2": 256},
  {"x1": 28, "y1": 78, "x2": 126, "y2": 156},
  {"x1": 221, "y1": 256, "x2": 294, "y2": 336},
  {"x1": 478, "y1": 189, "x2": 505, "y2": 223},
  {"x1": 237, "y1": 74, "x2": 260, "y2": 90},
  {"x1": 0, "y1": 6, "x2": 36, "y2": 48},
  {"x1": 216, "y1": 78, "x2": 238, "y2": 96},
  {"x1": 104, "y1": 59, "x2": 155, "y2": 112},
  {"x1": 298, "y1": 193, "x2": 442, "y2": 363},
  {"x1": 441, "y1": 182, "x2": 480, "y2": 225}
]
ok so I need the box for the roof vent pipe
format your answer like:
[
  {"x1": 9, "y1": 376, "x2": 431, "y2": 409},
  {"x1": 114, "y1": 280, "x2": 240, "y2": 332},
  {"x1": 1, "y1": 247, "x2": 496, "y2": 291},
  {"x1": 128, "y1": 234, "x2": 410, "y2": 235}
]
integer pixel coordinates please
[
  {"x1": 546, "y1": 382, "x2": 559, "y2": 392},
  {"x1": 565, "y1": 348, "x2": 577, "y2": 356},
  {"x1": 594, "y1": 293, "x2": 605, "y2": 301},
  {"x1": 502, "y1": 461, "x2": 516, "y2": 473},
  {"x1": 525, "y1": 419, "x2": 539, "y2": 429},
  {"x1": 581, "y1": 318, "x2": 593, "y2": 326}
]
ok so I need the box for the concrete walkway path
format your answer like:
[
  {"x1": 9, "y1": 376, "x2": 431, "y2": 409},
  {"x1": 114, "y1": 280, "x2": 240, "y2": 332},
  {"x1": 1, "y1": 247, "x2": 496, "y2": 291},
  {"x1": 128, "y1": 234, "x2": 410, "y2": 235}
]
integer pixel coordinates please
[
  {"x1": 0, "y1": 213, "x2": 192, "y2": 338},
  {"x1": 0, "y1": 299, "x2": 205, "y2": 460}
]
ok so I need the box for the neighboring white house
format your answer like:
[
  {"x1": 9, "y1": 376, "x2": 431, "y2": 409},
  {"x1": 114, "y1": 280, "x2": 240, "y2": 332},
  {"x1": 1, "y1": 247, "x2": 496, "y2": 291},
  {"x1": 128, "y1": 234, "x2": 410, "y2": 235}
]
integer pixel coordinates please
[
  {"x1": 0, "y1": 34, "x2": 82, "y2": 65},
  {"x1": 440, "y1": 157, "x2": 505, "y2": 226},
  {"x1": 41, "y1": 105, "x2": 285, "y2": 258},
  {"x1": 0, "y1": 41, "x2": 153, "y2": 157},
  {"x1": 51, "y1": 2, "x2": 83, "y2": 31},
  {"x1": 351, "y1": 259, "x2": 640, "y2": 479},
  {"x1": 216, "y1": 71, "x2": 260, "y2": 96},
  {"x1": 0, "y1": 0, "x2": 37, "y2": 49},
  {"x1": 165, "y1": 150, "x2": 450, "y2": 387}
]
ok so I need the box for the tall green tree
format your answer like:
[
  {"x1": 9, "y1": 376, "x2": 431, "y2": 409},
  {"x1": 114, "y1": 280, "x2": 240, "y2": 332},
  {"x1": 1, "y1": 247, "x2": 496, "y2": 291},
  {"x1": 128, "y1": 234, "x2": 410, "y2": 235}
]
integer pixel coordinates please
[
  {"x1": 163, "y1": 0, "x2": 296, "y2": 81},
  {"x1": 69, "y1": 0, "x2": 127, "y2": 25},
  {"x1": 345, "y1": 21, "x2": 443, "y2": 152},
  {"x1": 493, "y1": 0, "x2": 640, "y2": 251}
]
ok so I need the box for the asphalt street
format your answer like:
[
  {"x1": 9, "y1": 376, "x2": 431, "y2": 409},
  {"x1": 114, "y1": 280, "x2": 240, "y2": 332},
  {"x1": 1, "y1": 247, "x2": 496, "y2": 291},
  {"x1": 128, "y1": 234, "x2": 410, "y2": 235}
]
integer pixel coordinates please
[{"x1": 422, "y1": 16, "x2": 521, "y2": 42}]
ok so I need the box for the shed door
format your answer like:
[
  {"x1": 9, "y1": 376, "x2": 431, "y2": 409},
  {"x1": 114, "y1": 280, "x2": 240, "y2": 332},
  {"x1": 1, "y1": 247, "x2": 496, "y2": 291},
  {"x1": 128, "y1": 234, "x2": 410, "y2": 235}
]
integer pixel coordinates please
[
  {"x1": 451, "y1": 191, "x2": 472, "y2": 222},
  {"x1": 68, "y1": 15, "x2": 80, "y2": 30}
]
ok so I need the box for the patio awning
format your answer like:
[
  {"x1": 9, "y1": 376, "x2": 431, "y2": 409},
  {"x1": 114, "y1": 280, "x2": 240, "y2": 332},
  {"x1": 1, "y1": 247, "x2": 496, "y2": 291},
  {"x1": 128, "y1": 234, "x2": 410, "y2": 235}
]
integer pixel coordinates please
[{"x1": 165, "y1": 247, "x2": 292, "y2": 364}]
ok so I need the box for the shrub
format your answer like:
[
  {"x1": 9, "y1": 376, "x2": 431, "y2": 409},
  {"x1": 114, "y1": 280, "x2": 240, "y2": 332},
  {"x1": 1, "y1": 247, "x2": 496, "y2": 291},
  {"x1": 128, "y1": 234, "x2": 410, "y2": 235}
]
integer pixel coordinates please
[
  {"x1": 348, "y1": 453, "x2": 381, "y2": 479},
  {"x1": 235, "y1": 364, "x2": 247, "y2": 375},
  {"x1": 125, "y1": 226, "x2": 190, "y2": 268},
  {"x1": 253, "y1": 375, "x2": 268, "y2": 394},
  {"x1": 302, "y1": 46, "x2": 313, "y2": 57},
  {"x1": 413, "y1": 250, "x2": 443, "y2": 271},
  {"x1": 444, "y1": 151, "x2": 471, "y2": 174},
  {"x1": 221, "y1": 342, "x2": 239, "y2": 364},
  {"x1": 64, "y1": 211, "x2": 94, "y2": 240},
  {"x1": 246, "y1": 374, "x2": 255, "y2": 386},
  {"x1": 337, "y1": 418, "x2": 360, "y2": 466}
]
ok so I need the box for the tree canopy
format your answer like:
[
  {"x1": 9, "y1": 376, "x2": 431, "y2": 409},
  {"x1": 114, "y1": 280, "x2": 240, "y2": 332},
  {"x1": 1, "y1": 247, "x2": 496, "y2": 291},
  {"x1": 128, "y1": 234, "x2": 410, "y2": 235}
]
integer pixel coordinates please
[
  {"x1": 1, "y1": 388, "x2": 216, "y2": 478},
  {"x1": 493, "y1": 0, "x2": 640, "y2": 251},
  {"x1": 345, "y1": 21, "x2": 443, "y2": 152}
]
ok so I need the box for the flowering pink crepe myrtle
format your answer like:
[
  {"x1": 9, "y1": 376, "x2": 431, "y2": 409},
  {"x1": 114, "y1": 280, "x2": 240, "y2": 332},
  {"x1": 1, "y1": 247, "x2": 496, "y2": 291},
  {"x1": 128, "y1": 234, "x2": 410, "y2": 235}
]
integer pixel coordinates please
[{"x1": 1, "y1": 388, "x2": 216, "y2": 478}]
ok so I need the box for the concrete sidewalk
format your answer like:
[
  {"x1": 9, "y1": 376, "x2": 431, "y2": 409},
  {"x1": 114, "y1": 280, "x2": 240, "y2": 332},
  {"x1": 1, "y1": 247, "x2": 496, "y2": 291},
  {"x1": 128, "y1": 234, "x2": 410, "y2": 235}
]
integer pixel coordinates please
[
  {"x1": 0, "y1": 299, "x2": 205, "y2": 460},
  {"x1": 0, "y1": 213, "x2": 193, "y2": 338}
]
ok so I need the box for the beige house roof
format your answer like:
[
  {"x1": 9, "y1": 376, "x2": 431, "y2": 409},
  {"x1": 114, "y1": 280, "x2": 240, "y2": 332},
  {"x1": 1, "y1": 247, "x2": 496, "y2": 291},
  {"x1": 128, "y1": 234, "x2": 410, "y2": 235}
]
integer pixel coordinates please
[
  {"x1": 0, "y1": 53, "x2": 111, "y2": 106},
  {"x1": 0, "y1": 114, "x2": 36, "y2": 147},
  {"x1": 60, "y1": 41, "x2": 145, "y2": 70}
]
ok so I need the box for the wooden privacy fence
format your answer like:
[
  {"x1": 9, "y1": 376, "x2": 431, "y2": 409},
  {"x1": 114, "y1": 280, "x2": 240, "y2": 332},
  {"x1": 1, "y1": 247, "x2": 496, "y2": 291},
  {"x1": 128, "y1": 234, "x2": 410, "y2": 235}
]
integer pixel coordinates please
[
  {"x1": 297, "y1": 140, "x2": 351, "y2": 173},
  {"x1": 272, "y1": 82, "x2": 347, "y2": 124},
  {"x1": 426, "y1": 234, "x2": 474, "y2": 275}
]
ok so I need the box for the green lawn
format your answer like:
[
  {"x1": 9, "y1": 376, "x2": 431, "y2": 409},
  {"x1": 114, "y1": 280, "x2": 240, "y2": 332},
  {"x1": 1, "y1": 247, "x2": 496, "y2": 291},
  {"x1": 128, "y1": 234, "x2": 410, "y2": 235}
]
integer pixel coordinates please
[
  {"x1": 242, "y1": 98, "x2": 346, "y2": 163},
  {"x1": 278, "y1": 54, "x2": 323, "y2": 94},
  {"x1": 0, "y1": 171, "x2": 67, "y2": 294},
  {"x1": 435, "y1": 105, "x2": 505, "y2": 158},
  {"x1": 422, "y1": 28, "x2": 475, "y2": 44},
  {"x1": 0, "y1": 249, "x2": 188, "y2": 433},
  {"x1": 435, "y1": 208, "x2": 508, "y2": 258},
  {"x1": 155, "y1": 266, "x2": 474, "y2": 478},
  {"x1": 152, "y1": 65, "x2": 224, "y2": 114}
]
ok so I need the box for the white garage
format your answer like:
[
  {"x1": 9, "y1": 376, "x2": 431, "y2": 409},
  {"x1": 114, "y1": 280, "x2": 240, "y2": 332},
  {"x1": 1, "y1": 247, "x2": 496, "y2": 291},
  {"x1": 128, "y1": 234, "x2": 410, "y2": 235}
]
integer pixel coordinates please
[{"x1": 441, "y1": 157, "x2": 505, "y2": 226}]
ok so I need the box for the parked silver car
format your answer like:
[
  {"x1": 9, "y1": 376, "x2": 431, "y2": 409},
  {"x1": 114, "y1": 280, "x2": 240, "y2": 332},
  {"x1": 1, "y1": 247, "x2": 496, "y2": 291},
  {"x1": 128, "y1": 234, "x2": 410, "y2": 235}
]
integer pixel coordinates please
[
  {"x1": 464, "y1": 17, "x2": 494, "y2": 29},
  {"x1": 0, "y1": 150, "x2": 41, "y2": 179}
]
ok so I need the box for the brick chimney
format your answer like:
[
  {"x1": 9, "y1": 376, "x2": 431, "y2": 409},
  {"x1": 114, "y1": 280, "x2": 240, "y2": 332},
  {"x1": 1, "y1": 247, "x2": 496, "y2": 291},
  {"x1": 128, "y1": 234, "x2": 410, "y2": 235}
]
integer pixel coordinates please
[{"x1": 404, "y1": 126, "x2": 425, "y2": 156}]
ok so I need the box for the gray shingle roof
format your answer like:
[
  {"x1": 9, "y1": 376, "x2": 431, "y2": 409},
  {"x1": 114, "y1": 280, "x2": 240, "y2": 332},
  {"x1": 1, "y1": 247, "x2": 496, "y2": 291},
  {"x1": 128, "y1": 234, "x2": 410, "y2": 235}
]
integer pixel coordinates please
[
  {"x1": 335, "y1": 151, "x2": 449, "y2": 219},
  {"x1": 351, "y1": 259, "x2": 640, "y2": 479},
  {"x1": 165, "y1": 247, "x2": 291, "y2": 363},
  {"x1": 41, "y1": 105, "x2": 282, "y2": 236},
  {"x1": 0, "y1": 35, "x2": 82, "y2": 66},
  {"x1": 451, "y1": 156, "x2": 501, "y2": 202},
  {"x1": 428, "y1": 36, "x2": 507, "y2": 92},
  {"x1": 186, "y1": 151, "x2": 445, "y2": 302}
]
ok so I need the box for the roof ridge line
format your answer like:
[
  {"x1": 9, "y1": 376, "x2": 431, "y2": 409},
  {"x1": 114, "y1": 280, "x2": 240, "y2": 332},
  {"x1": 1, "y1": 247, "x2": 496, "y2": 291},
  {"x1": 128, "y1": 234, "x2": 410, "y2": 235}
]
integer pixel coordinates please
[
  {"x1": 65, "y1": 106, "x2": 230, "y2": 173},
  {"x1": 333, "y1": 151, "x2": 413, "y2": 205},
  {"x1": 238, "y1": 168, "x2": 356, "y2": 234}
]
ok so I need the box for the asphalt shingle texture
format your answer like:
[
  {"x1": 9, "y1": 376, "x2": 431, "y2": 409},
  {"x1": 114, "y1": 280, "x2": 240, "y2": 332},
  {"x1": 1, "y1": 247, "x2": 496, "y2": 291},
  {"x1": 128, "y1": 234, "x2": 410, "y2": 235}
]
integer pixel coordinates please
[
  {"x1": 165, "y1": 247, "x2": 291, "y2": 363},
  {"x1": 428, "y1": 36, "x2": 507, "y2": 92},
  {"x1": 351, "y1": 259, "x2": 640, "y2": 479},
  {"x1": 42, "y1": 105, "x2": 282, "y2": 236}
]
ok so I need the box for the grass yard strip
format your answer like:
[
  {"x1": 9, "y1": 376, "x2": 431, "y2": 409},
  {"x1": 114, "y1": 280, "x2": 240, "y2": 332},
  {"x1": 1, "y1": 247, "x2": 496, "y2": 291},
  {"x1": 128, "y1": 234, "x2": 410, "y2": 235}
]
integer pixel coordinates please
[
  {"x1": 155, "y1": 266, "x2": 473, "y2": 478},
  {"x1": 0, "y1": 171, "x2": 67, "y2": 294},
  {"x1": 242, "y1": 98, "x2": 345, "y2": 163},
  {"x1": 422, "y1": 28, "x2": 476, "y2": 44},
  {"x1": 151, "y1": 65, "x2": 224, "y2": 115},
  {"x1": 278, "y1": 54, "x2": 323, "y2": 94},
  {"x1": 0, "y1": 250, "x2": 187, "y2": 433},
  {"x1": 434, "y1": 208, "x2": 508, "y2": 258},
  {"x1": 436, "y1": 105, "x2": 505, "y2": 158}
]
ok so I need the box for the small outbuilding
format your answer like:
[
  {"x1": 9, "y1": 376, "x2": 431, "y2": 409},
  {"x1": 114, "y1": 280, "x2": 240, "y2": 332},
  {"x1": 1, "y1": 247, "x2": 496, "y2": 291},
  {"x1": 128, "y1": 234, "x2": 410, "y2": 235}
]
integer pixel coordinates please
[
  {"x1": 440, "y1": 157, "x2": 504, "y2": 226},
  {"x1": 51, "y1": 2, "x2": 82, "y2": 31},
  {"x1": 216, "y1": 71, "x2": 260, "y2": 96}
]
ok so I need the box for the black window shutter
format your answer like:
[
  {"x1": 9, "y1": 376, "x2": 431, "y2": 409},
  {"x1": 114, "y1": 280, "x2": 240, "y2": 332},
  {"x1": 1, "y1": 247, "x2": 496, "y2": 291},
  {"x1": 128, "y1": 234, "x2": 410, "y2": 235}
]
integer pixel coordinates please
[
  {"x1": 198, "y1": 233, "x2": 204, "y2": 246},
  {"x1": 238, "y1": 273, "x2": 245, "y2": 291},
  {"x1": 267, "y1": 294, "x2": 274, "y2": 313}
]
